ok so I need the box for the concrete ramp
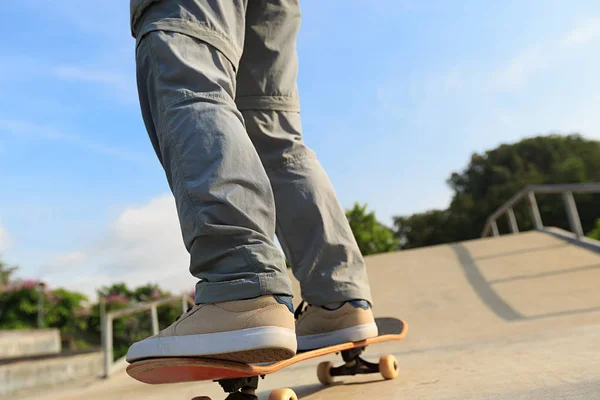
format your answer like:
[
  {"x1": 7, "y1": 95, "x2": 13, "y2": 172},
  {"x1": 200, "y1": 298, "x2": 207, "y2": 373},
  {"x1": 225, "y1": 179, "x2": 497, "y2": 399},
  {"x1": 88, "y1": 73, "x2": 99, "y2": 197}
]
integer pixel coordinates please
[{"x1": 11, "y1": 229, "x2": 600, "y2": 399}]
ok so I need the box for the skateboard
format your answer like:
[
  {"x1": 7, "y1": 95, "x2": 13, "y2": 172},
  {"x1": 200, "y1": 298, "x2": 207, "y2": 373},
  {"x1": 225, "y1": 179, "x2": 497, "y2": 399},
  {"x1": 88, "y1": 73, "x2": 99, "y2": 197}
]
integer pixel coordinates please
[{"x1": 127, "y1": 317, "x2": 407, "y2": 400}]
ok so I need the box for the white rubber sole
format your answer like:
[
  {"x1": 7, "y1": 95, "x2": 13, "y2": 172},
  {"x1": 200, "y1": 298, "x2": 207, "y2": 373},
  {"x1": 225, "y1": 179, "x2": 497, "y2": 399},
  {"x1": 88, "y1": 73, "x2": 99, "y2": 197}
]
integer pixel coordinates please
[
  {"x1": 126, "y1": 326, "x2": 297, "y2": 363},
  {"x1": 297, "y1": 322, "x2": 379, "y2": 351}
]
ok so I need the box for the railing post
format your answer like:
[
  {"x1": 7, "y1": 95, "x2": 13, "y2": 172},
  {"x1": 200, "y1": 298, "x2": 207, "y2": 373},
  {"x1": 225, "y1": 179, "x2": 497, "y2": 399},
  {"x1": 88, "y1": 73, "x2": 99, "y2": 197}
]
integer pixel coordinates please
[
  {"x1": 151, "y1": 304, "x2": 159, "y2": 335},
  {"x1": 37, "y1": 283, "x2": 45, "y2": 329},
  {"x1": 181, "y1": 296, "x2": 189, "y2": 313},
  {"x1": 491, "y1": 220, "x2": 499, "y2": 236},
  {"x1": 507, "y1": 208, "x2": 519, "y2": 233},
  {"x1": 101, "y1": 297, "x2": 113, "y2": 379},
  {"x1": 562, "y1": 191, "x2": 583, "y2": 238},
  {"x1": 100, "y1": 297, "x2": 106, "y2": 377},
  {"x1": 527, "y1": 191, "x2": 543, "y2": 230}
]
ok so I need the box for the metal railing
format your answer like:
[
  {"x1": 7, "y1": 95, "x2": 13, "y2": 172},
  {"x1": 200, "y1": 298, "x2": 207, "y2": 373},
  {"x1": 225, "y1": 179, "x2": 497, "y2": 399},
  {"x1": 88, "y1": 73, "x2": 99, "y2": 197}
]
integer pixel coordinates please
[
  {"x1": 481, "y1": 183, "x2": 600, "y2": 238},
  {"x1": 100, "y1": 295, "x2": 194, "y2": 377}
]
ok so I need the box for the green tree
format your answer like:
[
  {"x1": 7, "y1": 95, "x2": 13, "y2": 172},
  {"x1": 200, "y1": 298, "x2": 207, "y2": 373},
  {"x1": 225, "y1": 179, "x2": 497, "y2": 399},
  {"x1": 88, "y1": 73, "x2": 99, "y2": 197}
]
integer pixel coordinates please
[
  {"x1": 0, "y1": 265, "x2": 92, "y2": 350},
  {"x1": 394, "y1": 134, "x2": 600, "y2": 248},
  {"x1": 45, "y1": 289, "x2": 90, "y2": 350},
  {"x1": 394, "y1": 210, "x2": 452, "y2": 249},
  {"x1": 0, "y1": 257, "x2": 18, "y2": 287},
  {"x1": 587, "y1": 218, "x2": 600, "y2": 240},
  {"x1": 346, "y1": 203, "x2": 399, "y2": 255},
  {"x1": 0, "y1": 279, "x2": 41, "y2": 329}
]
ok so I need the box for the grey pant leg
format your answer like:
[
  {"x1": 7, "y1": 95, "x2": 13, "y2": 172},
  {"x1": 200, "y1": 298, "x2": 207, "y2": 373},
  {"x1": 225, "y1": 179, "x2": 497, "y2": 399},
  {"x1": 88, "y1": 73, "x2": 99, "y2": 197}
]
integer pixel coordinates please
[
  {"x1": 236, "y1": 0, "x2": 373, "y2": 306},
  {"x1": 132, "y1": 0, "x2": 293, "y2": 303}
]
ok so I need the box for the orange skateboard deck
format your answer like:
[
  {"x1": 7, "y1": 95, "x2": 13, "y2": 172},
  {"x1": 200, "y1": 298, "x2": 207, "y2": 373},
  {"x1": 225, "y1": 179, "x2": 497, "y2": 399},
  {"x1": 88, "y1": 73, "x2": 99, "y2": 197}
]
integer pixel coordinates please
[{"x1": 127, "y1": 317, "x2": 407, "y2": 400}]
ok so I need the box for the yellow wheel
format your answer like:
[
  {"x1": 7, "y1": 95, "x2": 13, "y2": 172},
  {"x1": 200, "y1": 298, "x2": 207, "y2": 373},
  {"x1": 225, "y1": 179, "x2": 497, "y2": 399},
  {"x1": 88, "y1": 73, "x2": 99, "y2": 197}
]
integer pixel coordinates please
[
  {"x1": 268, "y1": 388, "x2": 298, "y2": 400},
  {"x1": 379, "y1": 355, "x2": 399, "y2": 380},
  {"x1": 317, "y1": 361, "x2": 335, "y2": 385}
]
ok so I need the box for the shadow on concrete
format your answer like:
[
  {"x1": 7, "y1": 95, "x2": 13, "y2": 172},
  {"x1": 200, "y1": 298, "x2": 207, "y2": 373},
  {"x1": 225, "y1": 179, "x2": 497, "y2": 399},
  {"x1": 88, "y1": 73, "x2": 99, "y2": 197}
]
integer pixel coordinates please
[
  {"x1": 451, "y1": 244, "x2": 524, "y2": 322},
  {"x1": 474, "y1": 243, "x2": 569, "y2": 261},
  {"x1": 257, "y1": 378, "x2": 384, "y2": 399},
  {"x1": 528, "y1": 306, "x2": 600, "y2": 321},
  {"x1": 489, "y1": 263, "x2": 600, "y2": 284},
  {"x1": 452, "y1": 242, "x2": 600, "y2": 323}
]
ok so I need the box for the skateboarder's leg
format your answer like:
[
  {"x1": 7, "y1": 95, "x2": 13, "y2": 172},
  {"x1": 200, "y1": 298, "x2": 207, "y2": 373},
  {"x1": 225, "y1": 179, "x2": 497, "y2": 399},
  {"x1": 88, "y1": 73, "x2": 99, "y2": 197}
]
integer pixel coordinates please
[
  {"x1": 236, "y1": 0, "x2": 377, "y2": 350},
  {"x1": 131, "y1": 0, "x2": 293, "y2": 304},
  {"x1": 126, "y1": 0, "x2": 296, "y2": 363}
]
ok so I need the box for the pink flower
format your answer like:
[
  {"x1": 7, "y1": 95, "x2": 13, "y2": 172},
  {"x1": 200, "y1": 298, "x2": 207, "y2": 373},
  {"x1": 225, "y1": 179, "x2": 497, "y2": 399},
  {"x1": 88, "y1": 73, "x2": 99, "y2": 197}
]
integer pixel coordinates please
[
  {"x1": 1, "y1": 279, "x2": 43, "y2": 292},
  {"x1": 105, "y1": 293, "x2": 129, "y2": 305},
  {"x1": 151, "y1": 289, "x2": 161, "y2": 299},
  {"x1": 22, "y1": 279, "x2": 43, "y2": 289}
]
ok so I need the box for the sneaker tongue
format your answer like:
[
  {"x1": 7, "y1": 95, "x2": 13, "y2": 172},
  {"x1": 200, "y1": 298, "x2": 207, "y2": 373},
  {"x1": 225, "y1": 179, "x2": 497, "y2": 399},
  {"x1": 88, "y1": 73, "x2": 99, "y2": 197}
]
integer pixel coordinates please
[{"x1": 322, "y1": 302, "x2": 344, "y2": 310}]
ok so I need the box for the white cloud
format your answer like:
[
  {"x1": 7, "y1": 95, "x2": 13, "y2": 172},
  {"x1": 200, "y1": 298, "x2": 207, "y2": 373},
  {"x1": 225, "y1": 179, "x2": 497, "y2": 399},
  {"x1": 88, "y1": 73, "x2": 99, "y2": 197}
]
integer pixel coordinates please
[
  {"x1": 42, "y1": 195, "x2": 193, "y2": 301},
  {"x1": 492, "y1": 46, "x2": 546, "y2": 91},
  {"x1": 0, "y1": 119, "x2": 149, "y2": 164},
  {"x1": 489, "y1": 17, "x2": 600, "y2": 92},
  {"x1": 0, "y1": 221, "x2": 13, "y2": 253},
  {"x1": 561, "y1": 17, "x2": 600, "y2": 46}
]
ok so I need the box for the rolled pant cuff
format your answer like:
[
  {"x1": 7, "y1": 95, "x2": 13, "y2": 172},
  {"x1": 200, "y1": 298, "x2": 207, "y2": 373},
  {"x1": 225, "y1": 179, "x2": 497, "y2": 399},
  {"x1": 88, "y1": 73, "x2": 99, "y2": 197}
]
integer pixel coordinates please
[{"x1": 194, "y1": 272, "x2": 294, "y2": 304}]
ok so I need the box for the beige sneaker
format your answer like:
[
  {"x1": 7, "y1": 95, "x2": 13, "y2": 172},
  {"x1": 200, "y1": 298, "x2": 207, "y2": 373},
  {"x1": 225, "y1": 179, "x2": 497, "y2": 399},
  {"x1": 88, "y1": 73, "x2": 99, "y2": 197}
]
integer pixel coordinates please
[
  {"x1": 295, "y1": 300, "x2": 378, "y2": 351},
  {"x1": 126, "y1": 295, "x2": 296, "y2": 363}
]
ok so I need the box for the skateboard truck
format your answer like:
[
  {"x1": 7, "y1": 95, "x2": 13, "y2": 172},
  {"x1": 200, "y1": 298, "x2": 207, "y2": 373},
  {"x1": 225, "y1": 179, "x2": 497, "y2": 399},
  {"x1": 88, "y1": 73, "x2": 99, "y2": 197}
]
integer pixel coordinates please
[
  {"x1": 216, "y1": 376, "x2": 261, "y2": 400},
  {"x1": 329, "y1": 347, "x2": 381, "y2": 377},
  {"x1": 317, "y1": 346, "x2": 399, "y2": 385}
]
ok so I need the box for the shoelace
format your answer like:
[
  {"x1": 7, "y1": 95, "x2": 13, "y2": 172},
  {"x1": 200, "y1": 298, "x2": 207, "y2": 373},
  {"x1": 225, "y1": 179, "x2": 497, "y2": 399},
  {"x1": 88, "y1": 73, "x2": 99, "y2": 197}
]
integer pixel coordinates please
[{"x1": 294, "y1": 300, "x2": 307, "y2": 319}]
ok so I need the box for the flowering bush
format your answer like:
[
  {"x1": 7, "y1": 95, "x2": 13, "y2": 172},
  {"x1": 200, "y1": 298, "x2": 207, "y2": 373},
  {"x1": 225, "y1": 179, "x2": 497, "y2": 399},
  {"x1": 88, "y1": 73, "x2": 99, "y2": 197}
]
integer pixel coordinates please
[{"x1": 0, "y1": 260, "x2": 190, "y2": 358}]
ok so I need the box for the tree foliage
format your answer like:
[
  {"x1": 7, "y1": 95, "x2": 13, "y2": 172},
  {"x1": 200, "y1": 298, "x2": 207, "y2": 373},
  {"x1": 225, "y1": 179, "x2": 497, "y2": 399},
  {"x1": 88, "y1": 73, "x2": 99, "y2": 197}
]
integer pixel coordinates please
[
  {"x1": 0, "y1": 279, "x2": 42, "y2": 329},
  {"x1": 587, "y1": 218, "x2": 600, "y2": 241},
  {"x1": 346, "y1": 203, "x2": 399, "y2": 255},
  {"x1": 0, "y1": 257, "x2": 18, "y2": 287},
  {"x1": 393, "y1": 134, "x2": 600, "y2": 248}
]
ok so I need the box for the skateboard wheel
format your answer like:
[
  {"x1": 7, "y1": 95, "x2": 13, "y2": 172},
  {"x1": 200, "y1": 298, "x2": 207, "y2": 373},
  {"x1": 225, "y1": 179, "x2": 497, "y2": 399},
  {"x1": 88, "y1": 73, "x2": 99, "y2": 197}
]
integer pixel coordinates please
[
  {"x1": 379, "y1": 355, "x2": 399, "y2": 380},
  {"x1": 268, "y1": 388, "x2": 298, "y2": 400},
  {"x1": 317, "y1": 361, "x2": 335, "y2": 385},
  {"x1": 191, "y1": 397, "x2": 212, "y2": 400}
]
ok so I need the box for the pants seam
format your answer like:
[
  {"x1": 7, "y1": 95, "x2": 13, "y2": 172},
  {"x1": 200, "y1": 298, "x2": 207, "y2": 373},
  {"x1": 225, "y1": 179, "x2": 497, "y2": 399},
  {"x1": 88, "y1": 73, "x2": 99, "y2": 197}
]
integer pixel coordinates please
[
  {"x1": 236, "y1": 94, "x2": 297, "y2": 101},
  {"x1": 259, "y1": 272, "x2": 278, "y2": 294},
  {"x1": 162, "y1": 89, "x2": 232, "y2": 113},
  {"x1": 136, "y1": 17, "x2": 241, "y2": 69},
  {"x1": 235, "y1": 95, "x2": 300, "y2": 112},
  {"x1": 265, "y1": 153, "x2": 316, "y2": 174},
  {"x1": 234, "y1": 244, "x2": 262, "y2": 274}
]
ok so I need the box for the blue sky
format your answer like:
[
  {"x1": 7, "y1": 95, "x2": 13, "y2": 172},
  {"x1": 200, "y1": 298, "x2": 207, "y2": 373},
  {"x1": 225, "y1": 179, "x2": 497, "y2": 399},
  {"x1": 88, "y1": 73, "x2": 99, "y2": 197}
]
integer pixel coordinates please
[{"x1": 1, "y1": 0, "x2": 600, "y2": 299}]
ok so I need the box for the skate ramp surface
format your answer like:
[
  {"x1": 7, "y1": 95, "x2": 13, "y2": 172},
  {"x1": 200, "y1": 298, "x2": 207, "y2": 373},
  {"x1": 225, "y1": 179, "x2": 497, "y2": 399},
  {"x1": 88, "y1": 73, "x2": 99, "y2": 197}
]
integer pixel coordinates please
[{"x1": 9, "y1": 229, "x2": 600, "y2": 400}]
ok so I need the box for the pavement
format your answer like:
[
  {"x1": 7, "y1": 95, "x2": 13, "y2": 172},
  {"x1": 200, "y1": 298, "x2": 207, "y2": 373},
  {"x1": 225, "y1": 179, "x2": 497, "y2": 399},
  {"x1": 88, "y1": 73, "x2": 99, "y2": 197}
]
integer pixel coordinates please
[{"x1": 10, "y1": 229, "x2": 600, "y2": 400}]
